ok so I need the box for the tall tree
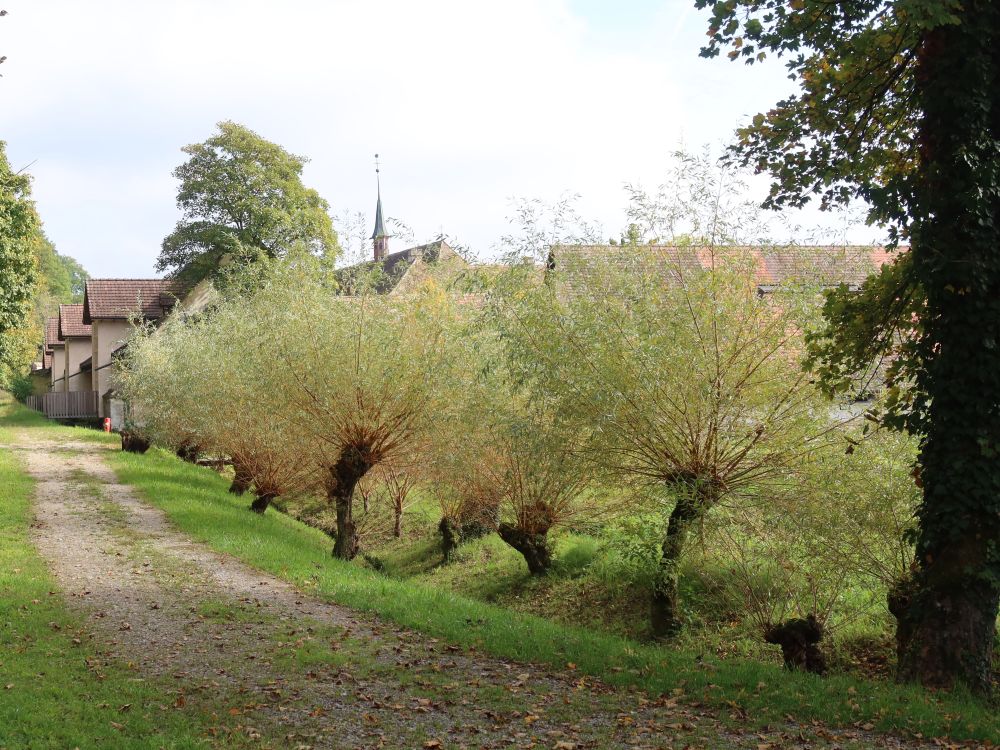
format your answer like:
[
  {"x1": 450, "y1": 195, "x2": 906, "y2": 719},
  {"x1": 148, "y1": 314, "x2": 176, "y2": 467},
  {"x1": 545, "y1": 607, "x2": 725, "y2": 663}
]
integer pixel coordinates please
[
  {"x1": 157, "y1": 121, "x2": 339, "y2": 284},
  {"x1": 695, "y1": 0, "x2": 999, "y2": 692},
  {"x1": 0, "y1": 141, "x2": 39, "y2": 387},
  {"x1": 32, "y1": 231, "x2": 88, "y2": 323}
]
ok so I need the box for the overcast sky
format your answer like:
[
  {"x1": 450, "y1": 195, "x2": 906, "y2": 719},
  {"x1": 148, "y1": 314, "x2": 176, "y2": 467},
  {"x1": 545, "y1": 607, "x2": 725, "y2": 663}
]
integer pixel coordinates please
[{"x1": 0, "y1": 1, "x2": 881, "y2": 278}]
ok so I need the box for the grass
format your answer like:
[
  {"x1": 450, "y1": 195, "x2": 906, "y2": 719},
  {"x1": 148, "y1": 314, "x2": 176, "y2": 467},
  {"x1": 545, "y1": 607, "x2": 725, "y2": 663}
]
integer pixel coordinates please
[
  {"x1": 0, "y1": 399, "x2": 216, "y2": 749},
  {"x1": 103, "y1": 441, "x2": 1000, "y2": 744}
]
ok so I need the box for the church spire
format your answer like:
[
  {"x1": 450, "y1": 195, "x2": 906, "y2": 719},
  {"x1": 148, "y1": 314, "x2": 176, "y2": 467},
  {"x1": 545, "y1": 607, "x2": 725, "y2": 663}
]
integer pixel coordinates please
[{"x1": 372, "y1": 153, "x2": 388, "y2": 261}]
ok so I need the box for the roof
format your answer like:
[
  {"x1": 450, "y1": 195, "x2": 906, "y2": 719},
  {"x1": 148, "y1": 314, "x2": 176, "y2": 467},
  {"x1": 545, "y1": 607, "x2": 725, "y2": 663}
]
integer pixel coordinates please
[
  {"x1": 42, "y1": 351, "x2": 53, "y2": 370},
  {"x1": 547, "y1": 245, "x2": 900, "y2": 298},
  {"x1": 58, "y1": 304, "x2": 92, "y2": 339},
  {"x1": 371, "y1": 189, "x2": 387, "y2": 240},
  {"x1": 83, "y1": 279, "x2": 185, "y2": 324},
  {"x1": 337, "y1": 240, "x2": 466, "y2": 294},
  {"x1": 44, "y1": 317, "x2": 61, "y2": 350}
]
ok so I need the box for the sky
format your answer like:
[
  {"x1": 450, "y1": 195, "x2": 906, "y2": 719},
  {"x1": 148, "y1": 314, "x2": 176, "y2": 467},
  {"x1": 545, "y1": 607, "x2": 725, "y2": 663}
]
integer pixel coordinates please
[{"x1": 0, "y1": 0, "x2": 882, "y2": 278}]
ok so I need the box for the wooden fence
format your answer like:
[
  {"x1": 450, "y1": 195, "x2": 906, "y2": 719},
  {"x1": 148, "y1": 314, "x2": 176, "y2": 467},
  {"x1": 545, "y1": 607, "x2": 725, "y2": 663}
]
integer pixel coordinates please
[{"x1": 26, "y1": 391, "x2": 99, "y2": 420}]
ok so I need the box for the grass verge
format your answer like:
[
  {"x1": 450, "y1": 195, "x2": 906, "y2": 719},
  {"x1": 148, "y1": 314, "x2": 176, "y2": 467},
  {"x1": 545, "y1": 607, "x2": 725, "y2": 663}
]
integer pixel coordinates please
[{"x1": 106, "y1": 442, "x2": 1000, "y2": 744}]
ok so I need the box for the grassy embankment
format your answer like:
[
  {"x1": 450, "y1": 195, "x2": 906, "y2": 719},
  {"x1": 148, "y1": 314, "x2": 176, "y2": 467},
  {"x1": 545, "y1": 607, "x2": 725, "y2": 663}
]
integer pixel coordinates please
[
  {"x1": 98, "y1": 422, "x2": 1000, "y2": 744},
  {"x1": 0, "y1": 397, "x2": 222, "y2": 749}
]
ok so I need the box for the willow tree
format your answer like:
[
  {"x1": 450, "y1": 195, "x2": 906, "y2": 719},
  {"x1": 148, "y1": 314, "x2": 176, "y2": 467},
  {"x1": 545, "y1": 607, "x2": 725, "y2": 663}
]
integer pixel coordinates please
[
  {"x1": 270, "y1": 264, "x2": 457, "y2": 560},
  {"x1": 116, "y1": 281, "x2": 306, "y2": 514},
  {"x1": 696, "y1": 0, "x2": 1000, "y2": 692},
  {"x1": 494, "y1": 252, "x2": 832, "y2": 636}
]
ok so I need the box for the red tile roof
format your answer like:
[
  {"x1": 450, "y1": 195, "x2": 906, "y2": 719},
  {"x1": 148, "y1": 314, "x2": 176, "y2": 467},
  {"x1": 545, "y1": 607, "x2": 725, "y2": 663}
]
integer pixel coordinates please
[
  {"x1": 44, "y1": 317, "x2": 62, "y2": 350},
  {"x1": 58, "y1": 304, "x2": 92, "y2": 339},
  {"x1": 82, "y1": 279, "x2": 185, "y2": 324},
  {"x1": 549, "y1": 245, "x2": 901, "y2": 297},
  {"x1": 42, "y1": 351, "x2": 53, "y2": 370}
]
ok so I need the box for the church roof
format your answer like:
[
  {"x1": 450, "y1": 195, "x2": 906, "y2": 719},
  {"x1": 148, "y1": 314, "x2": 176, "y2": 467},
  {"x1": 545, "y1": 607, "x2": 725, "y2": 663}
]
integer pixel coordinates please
[
  {"x1": 337, "y1": 240, "x2": 465, "y2": 294},
  {"x1": 371, "y1": 190, "x2": 387, "y2": 240}
]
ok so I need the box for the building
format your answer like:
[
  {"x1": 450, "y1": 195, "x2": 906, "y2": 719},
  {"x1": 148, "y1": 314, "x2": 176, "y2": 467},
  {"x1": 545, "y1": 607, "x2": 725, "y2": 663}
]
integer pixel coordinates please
[
  {"x1": 82, "y1": 279, "x2": 184, "y2": 417},
  {"x1": 337, "y1": 170, "x2": 469, "y2": 295},
  {"x1": 58, "y1": 304, "x2": 93, "y2": 393},
  {"x1": 43, "y1": 317, "x2": 65, "y2": 391}
]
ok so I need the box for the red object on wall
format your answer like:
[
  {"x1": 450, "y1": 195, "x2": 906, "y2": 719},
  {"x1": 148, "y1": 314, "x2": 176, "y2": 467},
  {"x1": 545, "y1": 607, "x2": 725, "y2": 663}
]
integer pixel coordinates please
[{"x1": 103, "y1": 417, "x2": 112, "y2": 433}]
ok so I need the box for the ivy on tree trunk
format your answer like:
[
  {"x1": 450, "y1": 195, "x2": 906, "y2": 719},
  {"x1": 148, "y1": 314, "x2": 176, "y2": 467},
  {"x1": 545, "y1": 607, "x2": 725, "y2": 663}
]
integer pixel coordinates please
[{"x1": 896, "y1": 1, "x2": 1000, "y2": 693}]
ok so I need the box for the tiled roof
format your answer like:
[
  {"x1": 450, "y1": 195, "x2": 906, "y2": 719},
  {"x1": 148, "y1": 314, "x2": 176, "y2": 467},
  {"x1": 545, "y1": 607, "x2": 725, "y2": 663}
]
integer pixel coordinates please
[
  {"x1": 548, "y1": 245, "x2": 900, "y2": 297},
  {"x1": 42, "y1": 351, "x2": 53, "y2": 370},
  {"x1": 58, "y1": 304, "x2": 92, "y2": 339},
  {"x1": 44, "y1": 317, "x2": 61, "y2": 350},
  {"x1": 83, "y1": 279, "x2": 185, "y2": 324}
]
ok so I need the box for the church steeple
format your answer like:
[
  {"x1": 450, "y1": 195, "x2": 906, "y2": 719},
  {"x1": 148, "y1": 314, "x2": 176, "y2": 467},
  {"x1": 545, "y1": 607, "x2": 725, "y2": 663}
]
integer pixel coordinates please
[{"x1": 372, "y1": 153, "x2": 388, "y2": 262}]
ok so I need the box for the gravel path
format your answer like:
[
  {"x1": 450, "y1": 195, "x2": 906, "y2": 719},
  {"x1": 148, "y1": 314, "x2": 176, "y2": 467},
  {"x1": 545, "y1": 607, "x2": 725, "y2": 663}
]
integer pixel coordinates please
[{"x1": 6, "y1": 432, "x2": 959, "y2": 750}]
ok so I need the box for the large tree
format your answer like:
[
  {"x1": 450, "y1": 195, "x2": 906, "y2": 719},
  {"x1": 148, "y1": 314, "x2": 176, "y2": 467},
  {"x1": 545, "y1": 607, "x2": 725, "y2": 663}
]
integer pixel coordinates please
[
  {"x1": 0, "y1": 141, "x2": 39, "y2": 387},
  {"x1": 157, "y1": 121, "x2": 339, "y2": 284},
  {"x1": 695, "y1": 0, "x2": 1000, "y2": 692}
]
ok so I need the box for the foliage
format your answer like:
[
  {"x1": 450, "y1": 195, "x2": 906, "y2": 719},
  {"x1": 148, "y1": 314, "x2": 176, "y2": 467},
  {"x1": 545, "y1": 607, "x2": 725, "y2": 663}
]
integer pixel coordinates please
[
  {"x1": 157, "y1": 121, "x2": 340, "y2": 284},
  {"x1": 8, "y1": 371, "x2": 33, "y2": 402},
  {"x1": 697, "y1": 0, "x2": 1000, "y2": 691},
  {"x1": 623, "y1": 147, "x2": 781, "y2": 246},
  {"x1": 491, "y1": 249, "x2": 836, "y2": 634},
  {"x1": 499, "y1": 193, "x2": 602, "y2": 263},
  {"x1": 0, "y1": 141, "x2": 39, "y2": 388},
  {"x1": 120, "y1": 254, "x2": 457, "y2": 559},
  {"x1": 428, "y1": 296, "x2": 598, "y2": 574}
]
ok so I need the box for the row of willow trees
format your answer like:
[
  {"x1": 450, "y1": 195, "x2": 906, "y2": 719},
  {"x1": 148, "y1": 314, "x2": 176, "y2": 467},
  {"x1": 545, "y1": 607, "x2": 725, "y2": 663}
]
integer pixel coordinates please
[{"x1": 117, "y1": 252, "x2": 915, "y2": 641}]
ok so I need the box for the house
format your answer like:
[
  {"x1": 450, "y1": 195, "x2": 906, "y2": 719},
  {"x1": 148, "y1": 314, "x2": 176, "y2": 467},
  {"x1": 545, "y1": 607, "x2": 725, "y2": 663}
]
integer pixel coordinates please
[
  {"x1": 57, "y1": 304, "x2": 93, "y2": 393},
  {"x1": 544, "y1": 244, "x2": 898, "y2": 298},
  {"x1": 82, "y1": 279, "x2": 184, "y2": 418}
]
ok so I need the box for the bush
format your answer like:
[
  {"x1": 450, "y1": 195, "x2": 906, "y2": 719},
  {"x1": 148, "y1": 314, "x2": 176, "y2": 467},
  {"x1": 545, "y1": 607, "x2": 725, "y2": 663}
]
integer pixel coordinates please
[{"x1": 9, "y1": 373, "x2": 33, "y2": 403}]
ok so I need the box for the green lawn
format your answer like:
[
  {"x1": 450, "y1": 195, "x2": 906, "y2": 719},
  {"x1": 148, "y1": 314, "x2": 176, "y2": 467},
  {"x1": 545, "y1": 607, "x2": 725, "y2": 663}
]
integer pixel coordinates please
[{"x1": 104, "y1": 438, "x2": 1000, "y2": 744}]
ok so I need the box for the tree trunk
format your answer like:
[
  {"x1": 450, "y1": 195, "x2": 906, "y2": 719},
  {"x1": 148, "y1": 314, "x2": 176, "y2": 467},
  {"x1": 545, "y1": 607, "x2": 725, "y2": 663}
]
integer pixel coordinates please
[
  {"x1": 439, "y1": 516, "x2": 461, "y2": 563},
  {"x1": 121, "y1": 431, "x2": 150, "y2": 454},
  {"x1": 650, "y1": 493, "x2": 703, "y2": 639},
  {"x1": 176, "y1": 442, "x2": 200, "y2": 463},
  {"x1": 327, "y1": 445, "x2": 371, "y2": 561},
  {"x1": 229, "y1": 459, "x2": 252, "y2": 496},
  {"x1": 393, "y1": 502, "x2": 403, "y2": 538},
  {"x1": 249, "y1": 492, "x2": 276, "y2": 514},
  {"x1": 764, "y1": 615, "x2": 827, "y2": 675},
  {"x1": 497, "y1": 523, "x2": 552, "y2": 575},
  {"x1": 897, "y1": 1, "x2": 1000, "y2": 694}
]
